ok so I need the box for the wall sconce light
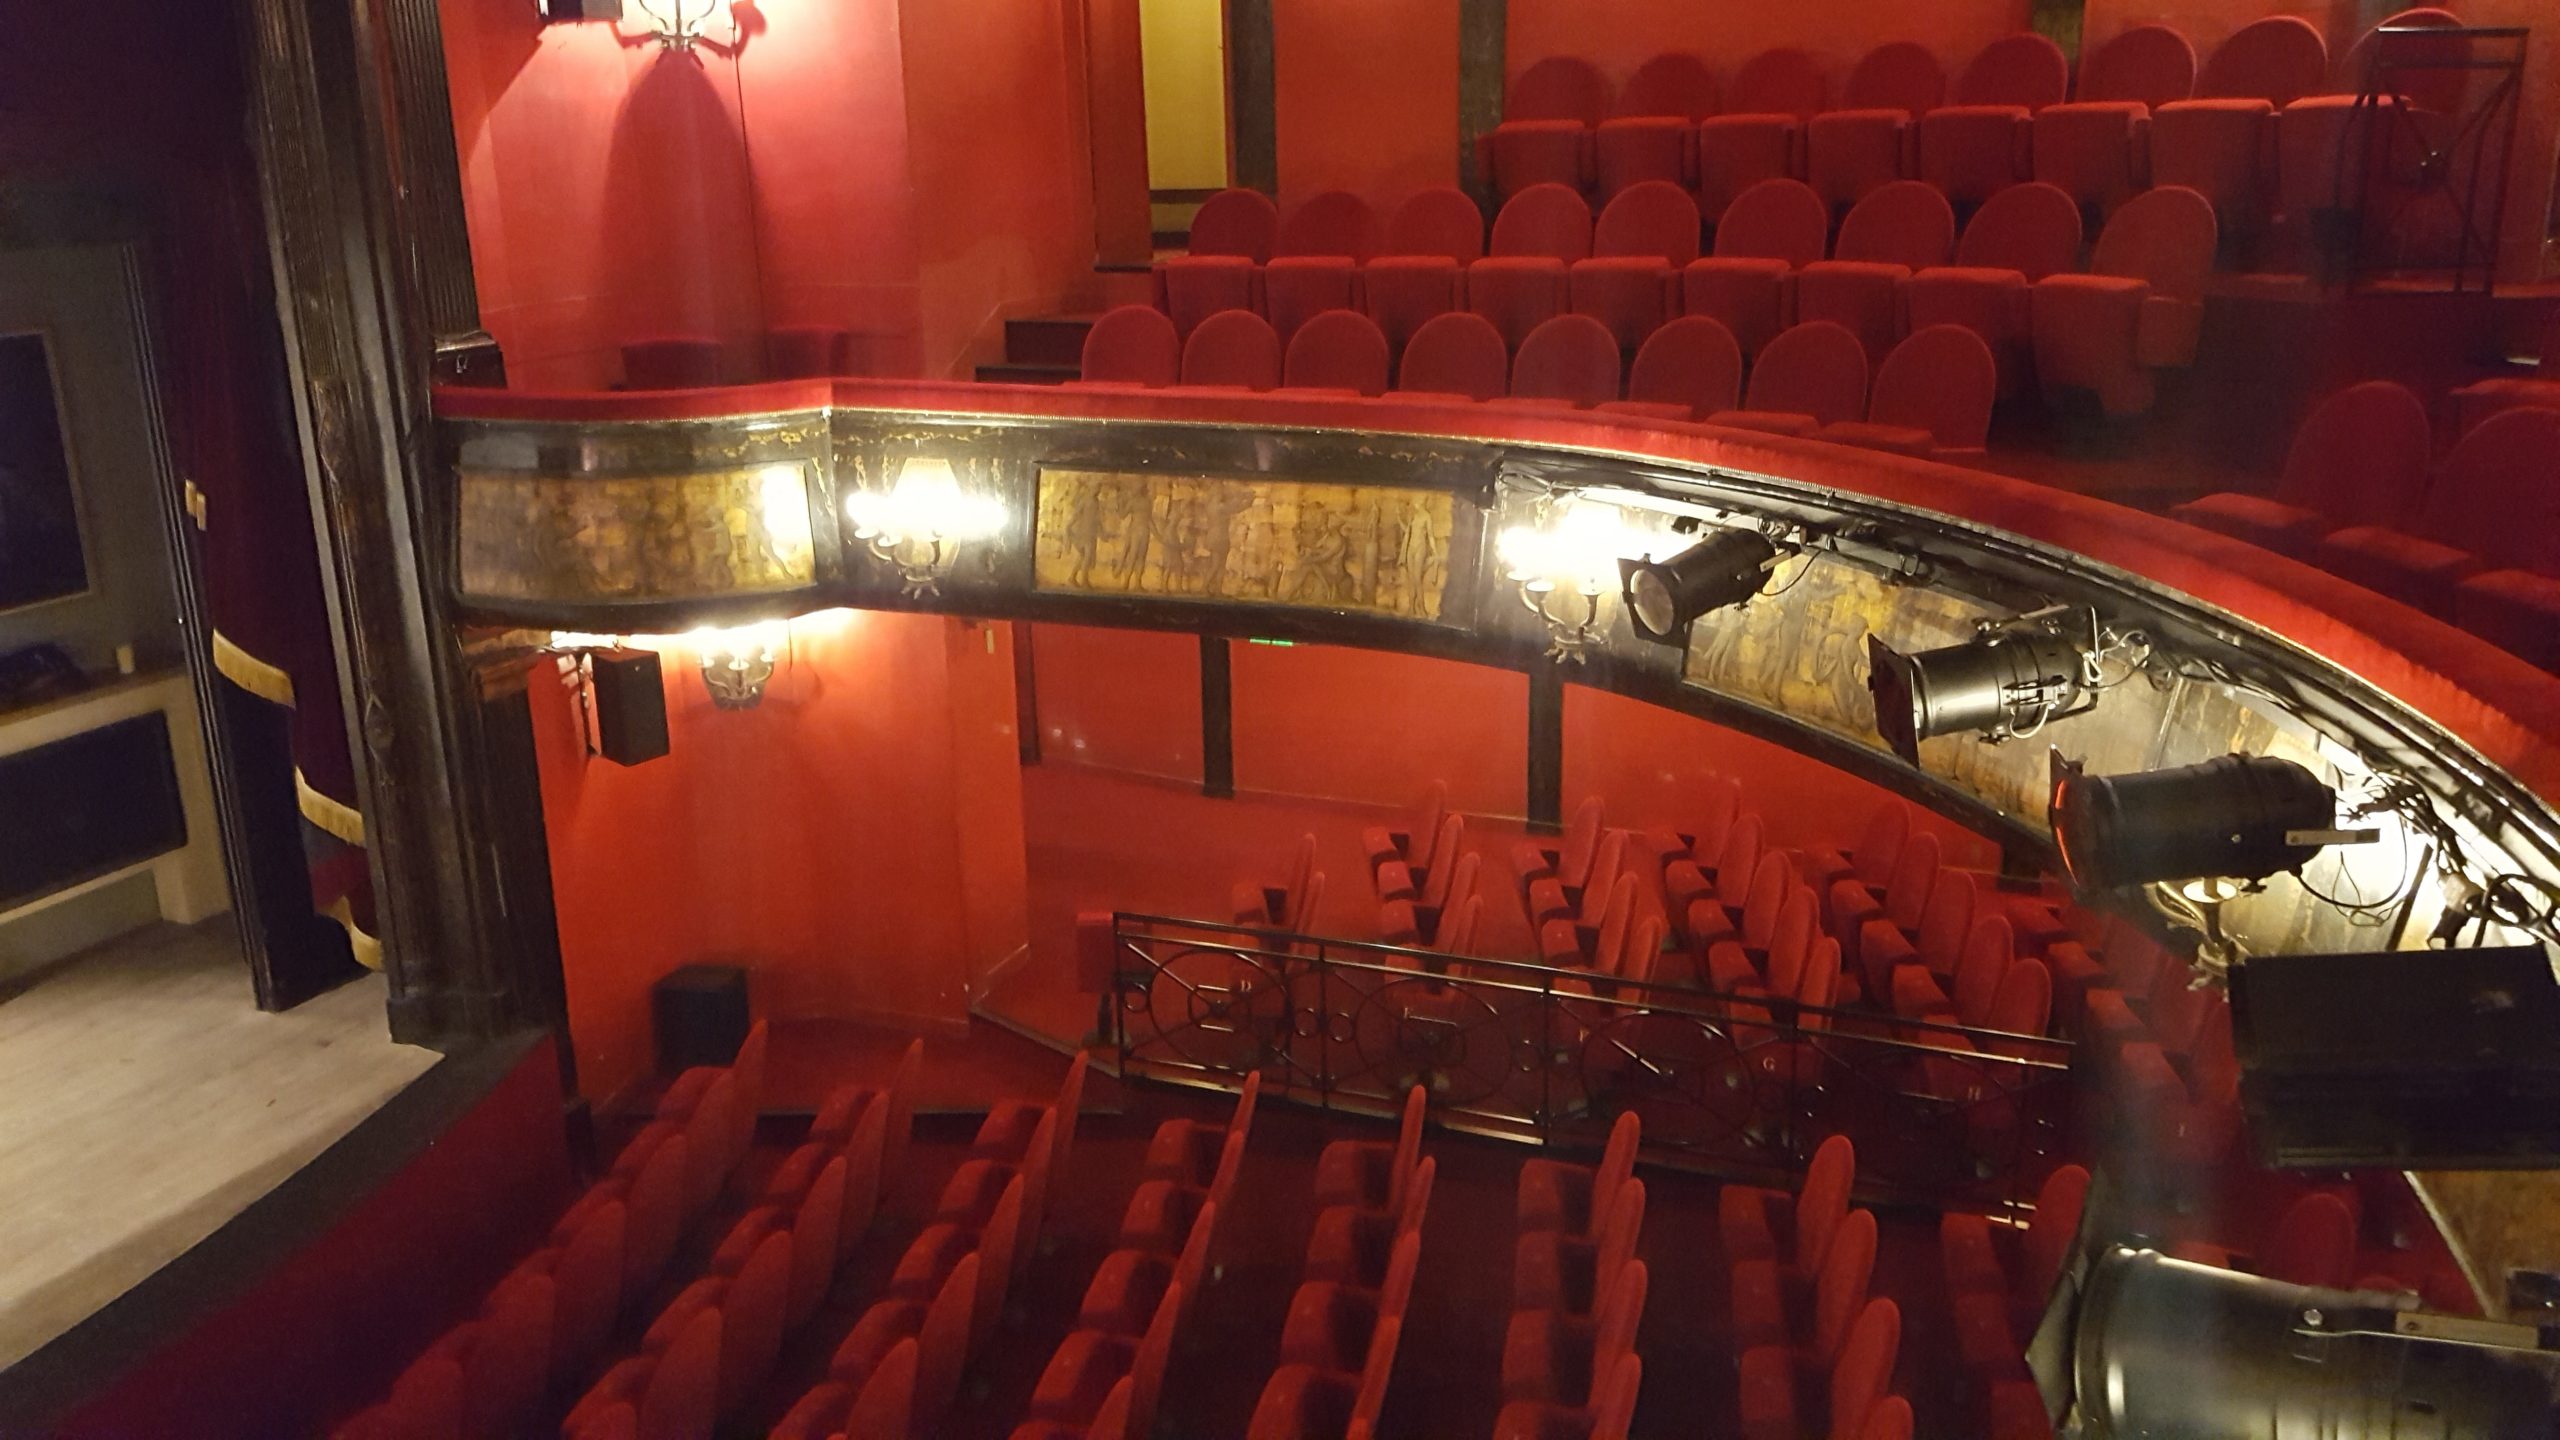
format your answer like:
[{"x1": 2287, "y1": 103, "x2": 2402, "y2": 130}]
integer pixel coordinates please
[
  {"x1": 621, "y1": 0, "x2": 731, "y2": 50},
  {"x1": 691, "y1": 620, "x2": 787, "y2": 709},
  {"x1": 1497, "y1": 494, "x2": 1641, "y2": 662},
  {"x1": 844, "y1": 457, "x2": 1008, "y2": 598}
]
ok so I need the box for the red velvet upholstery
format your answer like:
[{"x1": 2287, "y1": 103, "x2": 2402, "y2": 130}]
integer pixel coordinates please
[
  {"x1": 1284, "y1": 310, "x2": 1392, "y2": 396},
  {"x1": 2171, "y1": 379, "x2": 2431, "y2": 556},
  {"x1": 2081, "y1": 22, "x2": 2200, "y2": 107},
  {"x1": 2456, "y1": 570, "x2": 2560, "y2": 672},
  {"x1": 1719, "y1": 1132, "x2": 1853, "y2": 1272},
  {"x1": 1920, "y1": 33, "x2": 2069, "y2": 207},
  {"x1": 1710, "y1": 320, "x2": 1866, "y2": 435},
  {"x1": 1598, "y1": 316, "x2": 1743, "y2": 420},
  {"x1": 1471, "y1": 184, "x2": 1594, "y2": 348},
  {"x1": 2030, "y1": 185, "x2": 2214, "y2": 416},
  {"x1": 622, "y1": 337, "x2": 726, "y2": 390},
  {"x1": 1263, "y1": 192, "x2": 1379, "y2": 341},
  {"x1": 1180, "y1": 310, "x2": 1283, "y2": 391},
  {"x1": 1506, "y1": 315, "x2": 1624, "y2": 409},
  {"x1": 1362, "y1": 189, "x2": 1486, "y2": 356},
  {"x1": 2199, "y1": 15, "x2": 2330, "y2": 105},
  {"x1": 1570, "y1": 181, "x2": 1700, "y2": 349},
  {"x1": 1796, "y1": 181, "x2": 1955, "y2": 365},
  {"x1": 1079, "y1": 306, "x2": 1180, "y2": 388},
  {"x1": 1395, "y1": 311, "x2": 1509, "y2": 400},
  {"x1": 2033, "y1": 25, "x2": 2198, "y2": 219},
  {"x1": 765, "y1": 325, "x2": 851, "y2": 380},
  {"x1": 1597, "y1": 53, "x2": 1718, "y2": 198},
  {"x1": 1697, "y1": 49, "x2": 1827, "y2": 223},
  {"x1": 2147, "y1": 97, "x2": 2272, "y2": 234},
  {"x1": 1900, "y1": 181, "x2": 2080, "y2": 397},
  {"x1": 1156, "y1": 189, "x2": 1279, "y2": 338},
  {"x1": 1314, "y1": 1084, "x2": 1428, "y2": 1215},
  {"x1": 1490, "y1": 57, "x2": 1610, "y2": 200},
  {"x1": 1518, "y1": 1109, "x2": 1640, "y2": 1238},
  {"x1": 2319, "y1": 407, "x2": 2560, "y2": 607},
  {"x1": 1737, "y1": 1295, "x2": 1897, "y2": 1440},
  {"x1": 2337, "y1": 9, "x2": 2469, "y2": 112},
  {"x1": 1501, "y1": 1261, "x2": 1646, "y2": 1408},
  {"x1": 1682, "y1": 178, "x2": 1827, "y2": 357},
  {"x1": 1823, "y1": 324, "x2": 1997, "y2": 458},
  {"x1": 1805, "y1": 43, "x2": 1946, "y2": 211}
]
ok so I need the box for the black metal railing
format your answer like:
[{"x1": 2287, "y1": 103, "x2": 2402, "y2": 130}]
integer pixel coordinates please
[{"x1": 1107, "y1": 911, "x2": 2079, "y2": 1212}]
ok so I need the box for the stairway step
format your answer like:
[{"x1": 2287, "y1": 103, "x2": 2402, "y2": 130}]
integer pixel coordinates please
[
  {"x1": 975, "y1": 361, "x2": 1079, "y2": 386},
  {"x1": 1005, "y1": 313, "x2": 1103, "y2": 367}
]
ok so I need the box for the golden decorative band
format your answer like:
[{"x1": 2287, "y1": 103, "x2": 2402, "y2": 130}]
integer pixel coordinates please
[
  {"x1": 296, "y1": 767, "x2": 368, "y2": 847},
  {"x1": 323, "y1": 895, "x2": 385, "y2": 972},
  {"x1": 211, "y1": 629, "x2": 297, "y2": 707}
]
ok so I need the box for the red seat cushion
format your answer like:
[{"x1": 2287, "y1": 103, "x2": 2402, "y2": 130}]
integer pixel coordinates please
[
  {"x1": 2314, "y1": 525, "x2": 2482, "y2": 609},
  {"x1": 2169, "y1": 493, "x2": 2333, "y2": 557},
  {"x1": 1902, "y1": 266, "x2": 2033, "y2": 395},
  {"x1": 2029, "y1": 272, "x2": 2154, "y2": 416},
  {"x1": 1697, "y1": 116, "x2": 1798, "y2": 224},
  {"x1": 1596, "y1": 116, "x2": 1691, "y2": 197},
  {"x1": 1468, "y1": 258, "x2": 1572, "y2": 349},
  {"x1": 2031, "y1": 103, "x2": 2147, "y2": 217},
  {"x1": 1681, "y1": 259, "x2": 1792, "y2": 356},
  {"x1": 1919, "y1": 107, "x2": 2032, "y2": 206},
  {"x1": 2149, "y1": 99, "x2": 2273, "y2": 227},
  {"x1": 1363, "y1": 257, "x2": 1465, "y2": 355},
  {"x1": 1155, "y1": 256, "x2": 1258, "y2": 338},
  {"x1": 1793, "y1": 261, "x2": 1907, "y2": 367},
  {"x1": 1490, "y1": 121, "x2": 1590, "y2": 199},
  {"x1": 1569, "y1": 258, "x2": 1676, "y2": 351},
  {"x1": 1804, "y1": 110, "x2": 1909, "y2": 210},
  {"x1": 1262, "y1": 257, "x2": 1360, "y2": 341}
]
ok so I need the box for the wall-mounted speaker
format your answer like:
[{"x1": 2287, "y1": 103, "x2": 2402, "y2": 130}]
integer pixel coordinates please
[
  {"x1": 591, "y1": 648, "x2": 670, "y2": 766},
  {"x1": 538, "y1": 0, "x2": 622, "y2": 21}
]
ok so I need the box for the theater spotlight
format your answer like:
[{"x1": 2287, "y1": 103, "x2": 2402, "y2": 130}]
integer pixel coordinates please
[
  {"x1": 2049, "y1": 752, "x2": 2377, "y2": 890},
  {"x1": 1616, "y1": 529, "x2": 1784, "y2": 646},
  {"x1": 1867, "y1": 607, "x2": 2101, "y2": 764}
]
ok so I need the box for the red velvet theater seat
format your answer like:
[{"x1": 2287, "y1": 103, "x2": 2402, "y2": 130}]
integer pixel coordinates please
[
  {"x1": 1499, "y1": 314, "x2": 1624, "y2": 410},
  {"x1": 1570, "y1": 181, "x2": 1701, "y2": 350},
  {"x1": 1806, "y1": 42, "x2": 1946, "y2": 213},
  {"x1": 1283, "y1": 310, "x2": 1392, "y2": 396},
  {"x1": 2317, "y1": 406, "x2": 2560, "y2": 611},
  {"x1": 1597, "y1": 53, "x2": 1718, "y2": 199},
  {"x1": 1487, "y1": 57, "x2": 1611, "y2": 202},
  {"x1": 1490, "y1": 1352, "x2": 1640, "y2": 1440},
  {"x1": 2456, "y1": 570, "x2": 2560, "y2": 673},
  {"x1": 1155, "y1": 189, "x2": 1279, "y2": 338},
  {"x1": 1266, "y1": 191, "x2": 1380, "y2": 341},
  {"x1": 1394, "y1": 311, "x2": 1509, "y2": 400},
  {"x1": 1696, "y1": 48, "x2": 1827, "y2": 226},
  {"x1": 2149, "y1": 16, "x2": 2329, "y2": 243},
  {"x1": 1821, "y1": 324, "x2": 1997, "y2": 459},
  {"x1": 1077, "y1": 305, "x2": 1181, "y2": 388},
  {"x1": 1597, "y1": 315, "x2": 1742, "y2": 420},
  {"x1": 1796, "y1": 180, "x2": 1956, "y2": 365},
  {"x1": 2171, "y1": 379, "x2": 2431, "y2": 557},
  {"x1": 1180, "y1": 310, "x2": 1284, "y2": 391},
  {"x1": 2449, "y1": 308, "x2": 2560, "y2": 435},
  {"x1": 1682, "y1": 178, "x2": 1826, "y2": 358},
  {"x1": 1902, "y1": 181, "x2": 2081, "y2": 397},
  {"x1": 2029, "y1": 184, "x2": 2215, "y2": 416},
  {"x1": 1363, "y1": 188, "x2": 1486, "y2": 358},
  {"x1": 1736, "y1": 1295, "x2": 1899, "y2": 1440},
  {"x1": 2032, "y1": 23, "x2": 2199, "y2": 222},
  {"x1": 1919, "y1": 33, "x2": 2070, "y2": 210},
  {"x1": 1470, "y1": 183, "x2": 1595, "y2": 349},
  {"x1": 1708, "y1": 320, "x2": 1867, "y2": 437}
]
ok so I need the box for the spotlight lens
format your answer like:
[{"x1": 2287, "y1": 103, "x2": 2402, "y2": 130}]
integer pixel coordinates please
[
  {"x1": 1629, "y1": 568, "x2": 1678, "y2": 637},
  {"x1": 2050, "y1": 754, "x2": 2336, "y2": 889}
]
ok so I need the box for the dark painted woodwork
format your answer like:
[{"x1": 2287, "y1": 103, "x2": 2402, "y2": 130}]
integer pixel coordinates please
[
  {"x1": 1200, "y1": 634, "x2": 1236, "y2": 798},
  {"x1": 474, "y1": 674, "x2": 576, "y2": 1096},
  {"x1": 1227, "y1": 0, "x2": 1279, "y2": 195},
  {"x1": 1457, "y1": 0, "x2": 1507, "y2": 207},
  {"x1": 0, "y1": 715, "x2": 186, "y2": 911},
  {"x1": 1527, "y1": 662, "x2": 1563, "y2": 833},
  {"x1": 241, "y1": 0, "x2": 540, "y2": 1045},
  {"x1": 376, "y1": 0, "x2": 503, "y2": 385},
  {"x1": 219, "y1": 677, "x2": 364, "y2": 1007},
  {"x1": 1012, "y1": 619, "x2": 1041, "y2": 764}
]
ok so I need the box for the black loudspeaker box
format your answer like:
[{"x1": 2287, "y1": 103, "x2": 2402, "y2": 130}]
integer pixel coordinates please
[
  {"x1": 592, "y1": 648, "x2": 670, "y2": 766},
  {"x1": 2233, "y1": 945, "x2": 2560, "y2": 1168},
  {"x1": 653, "y1": 964, "x2": 750, "y2": 1076}
]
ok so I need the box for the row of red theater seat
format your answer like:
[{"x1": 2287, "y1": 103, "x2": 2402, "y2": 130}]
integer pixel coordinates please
[
  {"x1": 1937, "y1": 1163, "x2": 2088, "y2": 1438},
  {"x1": 1155, "y1": 174, "x2": 2212, "y2": 420},
  {"x1": 1506, "y1": 1110, "x2": 1645, "y2": 1439},
  {"x1": 1088, "y1": 307, "x2": 1999, "y2": 461},
  {"x1": 1484, "y1": 12, "x2": 2480, "y2": 268},
  {"x1": 2171, "y1": 383, "x2": 2560, "y2": 673}
]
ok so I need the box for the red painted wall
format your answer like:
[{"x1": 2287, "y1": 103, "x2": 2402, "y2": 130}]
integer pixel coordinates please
[
  {"x1": 533, "y1": 611, "x2": 1025, "y2": 1103},
  {"x1": 1272, "y1": 0, "x2": 1462, "y2": 213},
  {"x1": 1231, "y1": 641, "x2": 1529, "y2": 818},
  {"x1": 1027, "y1": 622, "x2": 1204, "y2": 784}
]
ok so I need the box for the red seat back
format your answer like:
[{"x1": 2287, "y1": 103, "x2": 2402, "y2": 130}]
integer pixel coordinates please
[
  {"x1": 1187, "y1": 188, "x2": 1280, "y2": 260},
  {"x1": 2089, "y1": 185, "x2": 2217, "y2": 299},
  {"x1": 1986, "y1": 956, "x2": 2053, "y2": 1046},
  {"x1": 1829, "y1": 1298, "x2": 1902, "y2": 1439},
  {"x1": 1284, "y1": 310, "x2": 1392, "y2": 394},
  {"x1": 1511, "y1": 314, "x2": 1623, "y2": 405},
  {"x1": 1614, "y1": 53, "x2": 1719, "y2": 120},
  {"x1": 646, "y1": 1307, "x2": 722, "y2": 1440},
  {"x1": 1883, "y1": 829, "x2": 1939, "y2": 930},
  {"x1": 1384, "y1": 188, "x2": 1486, "y2": 263},
  {"x1": 1180, "y1": 310, "x2": 1282, "y2": 389},
  {"x1": 1715, "y1": 812, "x2": 1765, "y2": 909},
  {"x1": 1951, "y1": 916, "x2": 2015, "y2": 1025},
  {"x1": 1740, "y1": 321, "x2": 1868, "y2": 427},
  {"x1": 1490, "y1": 182, "x2": 1595, "y2": 260},
  {"x1": 1851, "y1": 802, "x2": 1910, "y2": 885},
  {"x1": 1625, "y1": 316, "x2": 1743, "y2": 415},
  {"x1": 1797, "y1": 1134, "x2": 1856, "y2": 1274},
  {"x1": 1956, "y1": 33, "x2": 2070, "y2": 109},
  {"x1": 1870, "y1": 325, "x2": 1996, "y2": 450},
  {"x1": 2339, "y1": 10, "x2": 2471, "y2": 116},
  {"x1": 1763, "y1": 885, "x2": 1819, "y2": 1000},
  {"x1": 1728, "y1": 47, "x2": 1828, "y2": 117},
  {"x1": 1713, "y1": 179, "x2": 1828, "y2": 266},
  {"x1": 1396, "y1": 312, "x2": 1508, "y2": 398},
  {"x1": 1862, "y1": 1395, "x2": 1915, "y2": 1440},
  {"x1": 1593, "y1": 180, "x2": 1703, "y2": 263},
  {"x1": 1834, "y1": 181, "x2": 1957, "y2": 268},
  {"x1": 1953, "y1": 181, "x2": 2084, "y2": 277},
  {"x1": 1812, "y1": 1208, "x2": 1880, "y2": 1364},
  {"x1": 843, "y1": 1336, "x2": 915, "y2": 1440},
  {"x1": 2079, "y1": 23, "x2": 2198, "y2": 107},
  {"x1": 2023, "y1": 1165, "x2": 2092, "y2": 1301},
  {"x1": 2270, "y1": 379, "x2": 2431, "y2": 522},
  {"x1": 1507, "y1": 55, "x2": 1612, "y2": 124},
  {"x1": 1843, "y1": 42, "x2": 1946, "y2": 116},
  {"x1": 1799, "y1": 937, "x2": 1842, "y2": 1015},
  {"x1": 917, "y1": 1253, "x2": 976, "y2": 1423},
  {"x1": 1277, "y1": 191, "x2": 1379, "y2": 260},
  {"x1": 2416, "y1": 405, "x2": 2560, "y2": 572},
  {"x1": 2265, "y1": 1191, "x2": 2358, "y2": 1288},
  {"x1": 2196, "y1": 16, "x2": 2330, "y2": 106}
]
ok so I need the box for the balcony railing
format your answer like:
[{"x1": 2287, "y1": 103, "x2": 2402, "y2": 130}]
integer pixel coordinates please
[{"x1": 1107, "y1": 911, "x2": 2079, "y2": 1213}]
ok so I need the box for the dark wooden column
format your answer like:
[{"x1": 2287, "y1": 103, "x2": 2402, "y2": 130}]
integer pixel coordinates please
[
  {"x1": 1227, "y1": 0, "x2": 1279, "y2": 195},
  {"x1": 378, "y1": 0, "x2": 503, "y2": 385},
  {"x1": 1526, "y1": 662, "x2": 1563, "y2": 832},
  {"x1": 1457, "y1": 0, "x2": 1507, "y2": 208},
  {"x1": 1200, "y1": 636, "x2": 1236, "y2": 799},
  {"x1": 239, "y1": 0, "x2": 543, "y2": 1046}
]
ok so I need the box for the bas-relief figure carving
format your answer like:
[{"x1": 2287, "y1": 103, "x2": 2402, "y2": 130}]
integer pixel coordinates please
[
  {"x1": 1034, "y1": 468, "x2": 1455, "y2": 622},
  {"x1": 456, "y1": 466, "x2": 817, "y2": 603}
]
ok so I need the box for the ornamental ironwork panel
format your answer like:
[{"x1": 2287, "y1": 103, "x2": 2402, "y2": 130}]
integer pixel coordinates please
[{"x1": 1106, "y1": 911, "x2": 2077, "y2": 1212}]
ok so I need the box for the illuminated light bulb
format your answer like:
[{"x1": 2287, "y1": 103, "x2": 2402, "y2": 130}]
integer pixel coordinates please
[
  {"x1": 691, "y1": 620, "x2": 787, "y2": 709},
  {"x1": 843, "y1": 457, "x2": 1009, "y2": 596}
]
